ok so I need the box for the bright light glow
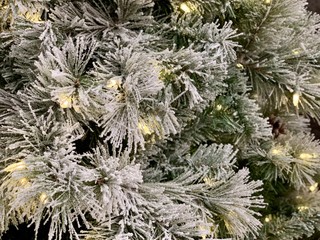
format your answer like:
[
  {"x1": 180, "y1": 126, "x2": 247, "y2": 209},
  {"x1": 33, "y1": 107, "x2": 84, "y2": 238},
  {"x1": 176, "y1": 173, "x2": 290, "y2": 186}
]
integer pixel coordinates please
[
  {"x1": 180, "y1": 2, "x2": 192, "y2": 13},
  {"x1": 39, "y1": 192, "x2": 48, "y2": 204},
  {"x1": 236, "y1": 63, "x2": 244, "y2": 69},
  {"x1": 309, "y1": 182, "x2": 318, "y2": 192},
  {"x1": 58, "y1": 94, "x2": 73, "y2": 109},
  {"x1": 3, "y1": 161, "x2": 27, "y2": 172},
  {"x1": 264, "y1": 0, "x2": 272, "y2": 5},
  {"x1": 299, "y1": 153, "x2": 314, "y2": 160},
  {"x1": 106, "y1": 77, "x2": 122, "y2": 89},
  {"x1": 23, "y1": 11, "x2": 43, "y2": 23},
  {"x1": 203, "y1": 177, "x2": 215, "y2": 187},
  {"x1": 292, "y1": 92, "x2": 300, "y2": 107},
  {"x1": 265, "y1": 217, "x2": 271, "y2": 223},
  {"x1": 19, "y1": 178, "x2": 30, "y2": 187},
  {"x1": 138, "y1": 121, "x2": 152, "y2": 135},
  {"x1": 270, "y1": 146, "x2": 283, "y2": 156},
  {"x1": 216, "y1": 104, "x2": 222, "y2": 111},
  {"x1": 292, "y1": 49, "x2": 300, "y2": 55},
  {"x1": 298, "y1": 205, "x2": 309, "y2": 212}
]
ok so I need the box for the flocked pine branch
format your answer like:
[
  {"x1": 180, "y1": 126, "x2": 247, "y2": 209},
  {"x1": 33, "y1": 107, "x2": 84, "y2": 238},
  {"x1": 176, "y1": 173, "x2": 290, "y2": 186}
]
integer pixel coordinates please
[
  {"x1": 2, "y1": 0, "x2": 320, "y2": 240},
  {"x1": 78, "y1": 144, "x2": 264, "y2": 240},
  {"x1": 0, "y1": 140, "x2": 264, "y2": 240},
  {"x1": 246, "y1": 132, "x2": 320, "y2": 189},
  {"x1": 231, "y1": 0, "x2": 320, "y2": 120}
]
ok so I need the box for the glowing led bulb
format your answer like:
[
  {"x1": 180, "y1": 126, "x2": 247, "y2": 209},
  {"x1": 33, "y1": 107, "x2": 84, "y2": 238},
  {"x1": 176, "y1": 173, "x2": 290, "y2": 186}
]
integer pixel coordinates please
[
  {"x1": 265, "y1": 217, "x2": 271, "y2": 223},
  {"x1": 271, "y1": 149, "x2": 281, "y2": 155},
  {"x1": 236, "y1": 63, "x2": 244, "y2": 69},
  {"x1": 106, "y1": 76, "x2": 122, "y2": 89},
  {"x1": 292, "y1": 49, "x2": 300, "y2": 55},
  {"x1": 216, "y1": 104, "x2": 222, "y2": 111},
  {"x1": 309, "y1": 182, "x2": 318, "y2": 192},
  {"x1": 3, "y1": 161, "x2": 26, "y2": 172},
  {"x1": 203, "y1": 177, "x2": 215, "y2": 187},
  {"x1": 264, "y1": 0, "x2": 272, "y2": 5},
  {"x1": 292, "y1": 92, "x2": 300, "y2": 107},
  {"x1": 270, "y1": 146, "x2": 283, "y2": 156},
  {"x1": 299, "y1": 153, "x2": 314, "y2": 160},
  {"x1": 58, "y1": 94, "x2": 73, "y2": 109},
  {"x1": 138, "y1": 121, "x2": 152, "y2": 135},
  {"x1": 19, "y1": 178, "x2": 29, "y2": 187},
  {"x1": 39, "y1": 192, "x2": 48, "y2": 204},
  {"x1": 298, "y1": 205, "x2": 309, "y2": 211},
  {"x1": 24, "y1": 11, "x2": 43, "y2": 23},
  {"x1": 180, "y1": 2, "x2": 192, "y2": 13}
]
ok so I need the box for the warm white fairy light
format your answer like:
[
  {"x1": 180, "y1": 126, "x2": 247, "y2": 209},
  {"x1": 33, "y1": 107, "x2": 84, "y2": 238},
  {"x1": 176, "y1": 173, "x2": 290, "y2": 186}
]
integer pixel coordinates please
[
  {"x1": 23, "y1": 11, "x2": 43, "y2": 23},
  {"x1": 236, "y1": 63, "x2": 244, "y2": 69},
  {"x1": 19, "y1": 177, "x2": 30, "y2": 187},
  {"x1": 179, "y1": 1, "x2": 196, "y2": 13},
  {"x1": 298, "y1": 205, "x2": 309, "y2": 212},
  {"x1": 264, "y1": 214, "x2": 273, "y2": 223},
  {"x1": 1, "y1": 5, "x2": 8, "y2": 10},
  {"x1": 58, "y1": 93, "x2": 73, "y2": 109},
  {"x1": 106, "y1": 77, "x2": 122, "y2": 89},
  {"x1": 292, "y1": 92, "x2": 300, "y2": 107},
  {"x1": 138, "y1": 120, "x2": 152, "y2": 135},
  {"x1": 180, "y1": 2, "x2": 192, "y2": 13},
  {"x1": 270, "y1": 146, "x2": 284, "y2": 156},
  {"x1": 216, "y1": 104, "x2": 222, "y2": 111},
  {"x1": 264, "y1": 0, "x2": 272, "y2": 5},
  {"x1": 203, "y1": 177, "x2": 215, "y2": 187},
  {"x1": 39, "y1": 192, "x2": 48, "y2": 204},
  {"x1": 292, "y1": 49, "x2": 300, "y2": 55},
  {"x1": 309, "y1": 182, "x2": 318, "y2": 192},
  {"x1": 299, "y1": 153, "x2": 315, "y2": 160}
]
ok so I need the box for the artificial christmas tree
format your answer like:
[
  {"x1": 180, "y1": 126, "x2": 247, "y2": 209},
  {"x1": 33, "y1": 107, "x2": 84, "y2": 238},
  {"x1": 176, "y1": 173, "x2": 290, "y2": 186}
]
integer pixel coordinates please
[{"x1": 1, "y1": 0, "x2": 320, "y2": 239}]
